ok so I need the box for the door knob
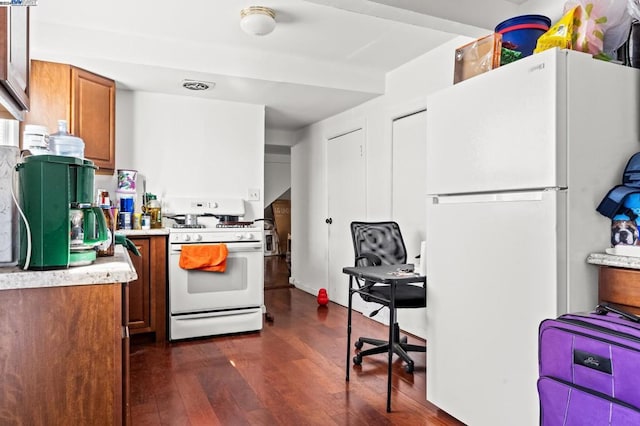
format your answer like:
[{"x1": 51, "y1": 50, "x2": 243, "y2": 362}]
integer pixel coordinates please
[{"x1": 325, "y1": 218, "x2": 333, "y2": 224}]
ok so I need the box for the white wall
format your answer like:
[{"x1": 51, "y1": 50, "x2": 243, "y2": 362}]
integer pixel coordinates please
[
  {"x1": 266, "y1": 128, "x2": 297, "y2": 147},
  {"x1": 264, "y1": 128, "x2": 293, "y2": 207},
  {"x1": 518, "y1": 0, "x2": 564, "y2": 23},
  {"x1": 96, "y1": 91, "x2": 265, "y2": 220},
  {"x1": 265, "y1": 153, "x2": 291, "y2": 206},
  {"x1": 291, "y1": 36, "x2": 473, "y2": 337},
  {"x1": 290, "y1": 1, "x2": 568, "y2": 336}
]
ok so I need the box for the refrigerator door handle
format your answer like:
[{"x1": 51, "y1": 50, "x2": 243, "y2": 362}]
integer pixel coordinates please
[{"x1": 431, "y1": 191, "x2": 550, "y2": 205}]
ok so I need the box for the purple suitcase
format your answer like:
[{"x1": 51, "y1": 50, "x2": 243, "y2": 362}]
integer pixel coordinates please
[{"x1": 538, "y1": 304, "x2": 640, "y2": 425}]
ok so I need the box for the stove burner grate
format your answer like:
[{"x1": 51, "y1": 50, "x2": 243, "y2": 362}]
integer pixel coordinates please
[
  {"x1": 216, "y1": 222, "x2": 255, "y2": 228},
  {"x1": 172, "y1": 224, "x2": 206, "y2": 229}
]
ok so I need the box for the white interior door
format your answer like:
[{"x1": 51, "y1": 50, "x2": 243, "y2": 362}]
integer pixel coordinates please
[
  {"x1": 327, "y1": 128, "x2": 366, "y2": 308},
  {"x1": 392, "y1": 109, "x2": 427, "y2": 338}
]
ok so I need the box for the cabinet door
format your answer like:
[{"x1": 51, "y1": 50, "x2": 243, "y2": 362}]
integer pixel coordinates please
[
  {"x1": 0, "y1": 6, "x2": 29, "y2": 119},
  {"x1": 128, "y1": 237, "x2": 151, "y2": 332},
  {"x1": 0, "y1": 284, "x2": 124, "y2": 424},
  {"x1": 599, "y1": 267, "x2": 640, "y2": 316},
  {"x1": 23, "y1": 60, "x2": 71, "y2": 136},
  {"x1": 71, "y1": 67, "x2": 115, "y2": 173}
]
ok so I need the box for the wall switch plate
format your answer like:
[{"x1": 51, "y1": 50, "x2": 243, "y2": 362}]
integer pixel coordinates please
[{"x1": 248, "y1": 188, "x2": 260, "y2": 201}]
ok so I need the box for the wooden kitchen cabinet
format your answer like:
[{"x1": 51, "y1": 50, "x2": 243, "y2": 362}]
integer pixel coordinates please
[
  {"x1": 0, "y1": 6, "x2": 29, "y2": 120},
  {"x1": 598, "y1": 266, "x2": 640, "y2": 316},
  {"x1": 127, "y1": 235, "x2": 167, "y2": 341},
  {"x1": 0, "y1": 283, "x2": 129, "y2": 425},
  {"x1": 23, "y1": 59, "x2": 115, "y2": 173}
]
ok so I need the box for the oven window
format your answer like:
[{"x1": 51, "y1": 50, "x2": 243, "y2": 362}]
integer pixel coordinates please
[{"x1": 185, "y1": 257, "x2": 247, "y2": 293}]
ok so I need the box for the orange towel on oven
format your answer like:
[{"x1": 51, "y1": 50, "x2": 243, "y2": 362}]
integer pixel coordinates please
[{"x1": 179, "y1": 244, "x2": 228, "y2": 272}]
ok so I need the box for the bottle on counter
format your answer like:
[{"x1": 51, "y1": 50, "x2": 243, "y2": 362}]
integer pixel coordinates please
[
  {"x1": 133, "y1": 212, "x2": 142, "y2": 230},
  {"x1": 118, "y1": 194, "x2": 134, "y2": 230},
  {"x1": 97, "y1": 191, "x2": 115, "y2": 257},
  {"x1": 145, "y1": 194, "x2": 162, "y2": 229}
]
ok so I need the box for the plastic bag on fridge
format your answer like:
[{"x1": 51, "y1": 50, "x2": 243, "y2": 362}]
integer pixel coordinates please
[{"x1": 563, "y1": 0, "x2": 631, "y2": 57}]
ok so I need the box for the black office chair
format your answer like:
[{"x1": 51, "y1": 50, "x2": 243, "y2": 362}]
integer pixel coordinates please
[{"x1": 349, "y1": 221, "x2": 426, "y2": 373}]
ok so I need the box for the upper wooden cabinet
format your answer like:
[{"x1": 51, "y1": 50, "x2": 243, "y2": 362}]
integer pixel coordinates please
[
  {"x1": 24, "y1": 60, "x2": 116, "y2": 174},
  {"x1": 0, "y1": 6, "x2": 29, "y2": 120}
]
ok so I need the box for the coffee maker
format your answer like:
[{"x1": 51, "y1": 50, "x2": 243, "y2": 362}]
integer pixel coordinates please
[{"x1": 16, "y1": 155, "x2": 108, "y2": 270}]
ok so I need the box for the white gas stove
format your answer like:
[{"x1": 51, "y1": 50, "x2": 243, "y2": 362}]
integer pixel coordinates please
[{"x1": 163, "y1": 197, "x2": 264, "y2": 341}]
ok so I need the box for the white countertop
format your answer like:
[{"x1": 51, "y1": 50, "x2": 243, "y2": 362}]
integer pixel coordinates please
[
  {"x1": 587, "y1": 252, "x2": 640, "y2": 270},
  {"x1": 0, "y1": 245, "x2": 138, "y2": 290}
]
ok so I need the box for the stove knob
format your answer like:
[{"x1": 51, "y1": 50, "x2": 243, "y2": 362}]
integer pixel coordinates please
[
  {"x1": 235, "y1": 233, "x2": 244, "y2": 240},
  {"x1": 183, "y1": 234, "x2": 191, "y2": 242},
  {"x1": 246, "y1": 233, "x2": 254, "y2": 240},
  {"x1": 194, "y1": 234, "x2": 202, "y2": 242}
]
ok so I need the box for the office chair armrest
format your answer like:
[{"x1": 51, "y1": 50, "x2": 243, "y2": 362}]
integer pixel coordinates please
[
  {"x1": 355, "y1": 253, "x2": 382, "y2": 267},
  {"x1": 354, "y1": 253, "x2": 382, "y2": 291}
]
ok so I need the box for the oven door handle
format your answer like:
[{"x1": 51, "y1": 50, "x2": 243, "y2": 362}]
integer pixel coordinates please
[{"x1": 170, "y1": 242, "x2": 263, "y2": 253}]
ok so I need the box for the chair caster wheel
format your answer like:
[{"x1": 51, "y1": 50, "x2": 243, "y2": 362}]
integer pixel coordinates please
[
  {"x1": 353, "y1": 355, "x2": 362, "y2": 365},
  {"x1": 354, "y1": 340, "x2": 364, "y2": 350},
  {"x1": 404, "y1": 362, "x2": 414, "y2": 374}
]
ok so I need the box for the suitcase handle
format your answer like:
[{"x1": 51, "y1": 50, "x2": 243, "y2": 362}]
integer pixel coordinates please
[{"x1": 595, "y1": 303, "x2": 640, "y2": 323}]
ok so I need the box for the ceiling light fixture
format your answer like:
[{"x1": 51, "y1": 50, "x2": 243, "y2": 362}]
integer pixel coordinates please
[
  {"x1": 182, "y1": 79, "x2": 215, "y2": 91},
  {"x1": 240, "y1": 6, "x2": 276, "y2": 36}
]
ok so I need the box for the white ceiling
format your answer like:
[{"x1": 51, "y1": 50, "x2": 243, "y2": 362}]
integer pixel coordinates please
[{"x1": 29, "y1": 0, "x2": 540, "y2": 131}]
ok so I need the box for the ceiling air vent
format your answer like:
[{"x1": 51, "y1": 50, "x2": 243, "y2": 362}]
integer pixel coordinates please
[{"x1": 181, "y1": 79, "x2": 215, "y2": 91}]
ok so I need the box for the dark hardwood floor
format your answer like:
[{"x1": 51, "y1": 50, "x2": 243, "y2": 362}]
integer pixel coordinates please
[
  {"x1": 130, "y1": 256, "x2": 463, "y2": 425},
  {"x1": 263, "y1": 255, "x2": 292, "y2": 290}
]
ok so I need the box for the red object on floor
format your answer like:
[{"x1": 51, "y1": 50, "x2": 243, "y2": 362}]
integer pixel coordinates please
[{"x1": 317, "y1": 288, "x2": 329, "y2": 306}]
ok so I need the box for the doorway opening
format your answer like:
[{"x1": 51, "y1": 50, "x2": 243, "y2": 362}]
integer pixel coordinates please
[{"x1": 263, "y1": 197, "x2": 292, "y2": 290}]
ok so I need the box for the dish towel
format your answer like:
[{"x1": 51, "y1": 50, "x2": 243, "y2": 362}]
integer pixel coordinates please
[{"x1": 179, "y1": 244, "x2": 229, "y2": 272}]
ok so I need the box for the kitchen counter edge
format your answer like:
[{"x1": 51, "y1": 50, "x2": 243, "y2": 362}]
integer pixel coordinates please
[
  {"x1": 587, "y1": 252, "x2": 640, "y2": 270},
  {"x1": 0, "y1": 245, "x2": 138, "y2": 290},
  {"x1": 117, "y1": 228, "x2": 170, "y2": 237}
]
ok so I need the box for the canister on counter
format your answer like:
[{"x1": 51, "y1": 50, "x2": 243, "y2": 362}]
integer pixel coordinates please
[
  {"x1": 117, "y1": 169, "x2": 137, "y2": 193},
  {"x1": 133, "y1": 213, "x2": 142, "y2": 230},
  {"x1": 120, "y1": 195, "x2": 134, "y2": 213},
  {"x1": 141, "y1": 214, "x2": 151, "y2": 230},
  {"x1": 119, "y1": 211, "x2": 132, "y2": 230}
]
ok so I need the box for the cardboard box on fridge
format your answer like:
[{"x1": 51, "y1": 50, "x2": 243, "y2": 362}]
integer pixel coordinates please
[{"x1": 454, "y1": 33, "x2": 502, "y2": 84}]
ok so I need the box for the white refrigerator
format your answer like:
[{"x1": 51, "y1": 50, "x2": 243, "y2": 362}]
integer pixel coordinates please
[{"x1": 425, "y1": 48, "x2": 640, "y2": 425}]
